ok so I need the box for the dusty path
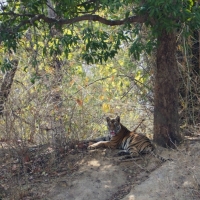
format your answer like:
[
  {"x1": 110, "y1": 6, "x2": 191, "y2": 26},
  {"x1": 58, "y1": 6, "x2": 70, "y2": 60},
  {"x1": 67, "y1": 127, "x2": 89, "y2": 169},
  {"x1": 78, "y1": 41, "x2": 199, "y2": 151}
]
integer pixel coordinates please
[
  {"x1": 45, "y1": 142, "x2": 200, "y2": 200},
  {"x1": 122, "y1": 141, "x2": 200, "y2": 200},
  {"x1": 44, "y1": 149, "x2": 165, "y2": 200}
]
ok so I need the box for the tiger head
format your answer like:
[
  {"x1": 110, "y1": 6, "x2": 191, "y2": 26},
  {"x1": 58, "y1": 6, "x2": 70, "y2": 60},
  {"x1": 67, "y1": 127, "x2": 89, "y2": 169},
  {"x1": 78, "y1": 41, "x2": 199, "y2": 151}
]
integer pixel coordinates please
[{"x1": 106, "y1": 116, "x2": 121, "y2": 138}]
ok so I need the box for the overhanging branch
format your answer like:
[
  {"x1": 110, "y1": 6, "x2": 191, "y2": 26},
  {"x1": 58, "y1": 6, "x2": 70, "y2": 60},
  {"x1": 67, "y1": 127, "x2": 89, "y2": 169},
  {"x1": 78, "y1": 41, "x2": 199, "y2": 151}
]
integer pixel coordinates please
[
  {"x1": 0, "y1": 12, "x2": 147, "y2": 32},
  {"x1": 45, "y1": 14, "x2": 147, "y2": 26}
]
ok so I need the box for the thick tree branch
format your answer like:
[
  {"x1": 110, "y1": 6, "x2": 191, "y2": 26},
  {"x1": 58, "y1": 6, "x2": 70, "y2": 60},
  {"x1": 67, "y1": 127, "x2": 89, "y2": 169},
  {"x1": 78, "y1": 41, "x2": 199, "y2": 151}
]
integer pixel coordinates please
[
  {"x1": 0, "y1": 13, "x2": 147, "y2": 33},
  {"x1": 44, "y1": 14, "x2": 145, "y2": 25}
]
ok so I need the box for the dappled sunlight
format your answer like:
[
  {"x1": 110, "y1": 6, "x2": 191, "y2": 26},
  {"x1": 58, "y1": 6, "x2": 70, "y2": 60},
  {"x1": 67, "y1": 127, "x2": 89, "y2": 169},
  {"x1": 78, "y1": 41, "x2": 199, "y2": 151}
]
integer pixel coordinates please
[
  {"x1": 87, "y1": 159, "x2": 101, "y2": 167},
  {"x1": 101, "y1": 164, "x2": 114, "y2": 170},
  {"x1": 183, "y1": 180, "x2": 194, "y2": 188},
  {"x1": 123, "y1": 195, "x2": 136, "y2": 200},
  {"x1": 102, "y1": 180, "x2": 112, "y2": 189}
]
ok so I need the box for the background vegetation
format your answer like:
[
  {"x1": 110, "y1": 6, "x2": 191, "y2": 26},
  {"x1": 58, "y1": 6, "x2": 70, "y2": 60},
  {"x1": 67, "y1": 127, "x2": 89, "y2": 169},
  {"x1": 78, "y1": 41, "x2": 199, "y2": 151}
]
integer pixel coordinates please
[{"x1": 0, "y1": 0, "x2": 199, "y2": 147}]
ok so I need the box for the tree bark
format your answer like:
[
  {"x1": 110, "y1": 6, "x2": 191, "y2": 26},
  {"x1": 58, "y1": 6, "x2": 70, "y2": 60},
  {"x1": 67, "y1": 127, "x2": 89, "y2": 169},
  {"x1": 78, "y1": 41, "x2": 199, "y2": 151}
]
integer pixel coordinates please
[
  {"x1": 153, "y1": 31, "x2": 183, "y2": 148},
  {"x1": 0, "y1": 60, "x2": 18, "y2": 115}
]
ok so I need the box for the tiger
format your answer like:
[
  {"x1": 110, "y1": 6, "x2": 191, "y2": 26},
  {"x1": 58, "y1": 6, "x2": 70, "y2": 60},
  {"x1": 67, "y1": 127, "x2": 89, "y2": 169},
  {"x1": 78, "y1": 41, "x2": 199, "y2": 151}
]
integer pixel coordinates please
[{"x1": 88, "y1": 116, "x2": 172, "y2": 162}]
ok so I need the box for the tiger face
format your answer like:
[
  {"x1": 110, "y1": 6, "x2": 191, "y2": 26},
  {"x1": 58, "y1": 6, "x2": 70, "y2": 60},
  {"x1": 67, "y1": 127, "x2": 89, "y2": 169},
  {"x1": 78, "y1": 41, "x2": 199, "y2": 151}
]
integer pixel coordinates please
[{"x1": 106, "y1": 116, "x2": 121, "y2": 138}]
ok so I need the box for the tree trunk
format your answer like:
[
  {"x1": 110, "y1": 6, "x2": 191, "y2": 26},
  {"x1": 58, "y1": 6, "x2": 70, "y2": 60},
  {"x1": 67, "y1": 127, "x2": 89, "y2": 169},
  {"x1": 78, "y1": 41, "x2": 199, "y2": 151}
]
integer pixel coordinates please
[
  {"x1": 153, "y1": 31, "x2": 183, "y2": 148},
  {"x1": 0, "y1": 60, "x2": 18, "y2": 115}
]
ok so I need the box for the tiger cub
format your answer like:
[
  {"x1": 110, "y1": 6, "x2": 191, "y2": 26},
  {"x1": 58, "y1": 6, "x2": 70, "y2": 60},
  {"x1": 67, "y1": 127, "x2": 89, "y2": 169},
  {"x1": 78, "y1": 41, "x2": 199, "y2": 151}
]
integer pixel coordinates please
[{"x1": 88, "y1": 116, "x2": 172, "y2": 162}]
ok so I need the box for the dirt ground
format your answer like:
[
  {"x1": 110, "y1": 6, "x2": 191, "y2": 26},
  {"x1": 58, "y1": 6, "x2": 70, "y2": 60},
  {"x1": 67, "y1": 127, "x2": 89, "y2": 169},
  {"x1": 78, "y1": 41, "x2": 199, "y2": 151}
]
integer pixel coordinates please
[{"x1": 0, "y1": 138, "x2": 200, "y2": 200}]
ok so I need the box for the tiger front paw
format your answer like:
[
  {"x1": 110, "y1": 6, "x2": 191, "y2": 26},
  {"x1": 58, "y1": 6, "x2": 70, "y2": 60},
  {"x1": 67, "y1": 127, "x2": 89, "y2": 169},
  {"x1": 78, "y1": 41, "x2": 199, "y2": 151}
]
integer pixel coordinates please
[
  {"x1": 87, "y1": 141, "x2": 106, "y2": 150},
  {"x1": 87, "y1": 143, "x2": 97, "y2": 150}
]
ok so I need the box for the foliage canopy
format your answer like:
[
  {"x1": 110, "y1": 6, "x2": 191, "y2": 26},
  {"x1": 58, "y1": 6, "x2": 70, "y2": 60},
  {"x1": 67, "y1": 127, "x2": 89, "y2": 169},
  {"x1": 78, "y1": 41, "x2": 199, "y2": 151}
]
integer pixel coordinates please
[{"x1": 0, "y1": 0, "x2": 200, "y2": 65}]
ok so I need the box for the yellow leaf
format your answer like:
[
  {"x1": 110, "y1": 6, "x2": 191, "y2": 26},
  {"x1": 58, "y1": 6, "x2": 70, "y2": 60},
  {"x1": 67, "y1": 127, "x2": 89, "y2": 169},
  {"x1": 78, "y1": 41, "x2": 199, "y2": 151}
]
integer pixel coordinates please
[
  {"x1": 135, "y1": 71, "x2": 144, "y2": 84},
  {"x1": 100, "y1": 95, "x2": 104, "y2": 100},
  {"x1": 102, "y1": 103, "x2": 110, "y2": 112},
  {"x1": 63, "y1": 29, "x2": 72, "y2": 34},
  {"x1": 84, "y1": 96, "x2": 90, "y2": 103},
  {"x1": 84, "y1": 77, "x2": 89, "y2": 86},
  {"x1": 46, "y1": 66, "x2": 55, "y2": 74}
]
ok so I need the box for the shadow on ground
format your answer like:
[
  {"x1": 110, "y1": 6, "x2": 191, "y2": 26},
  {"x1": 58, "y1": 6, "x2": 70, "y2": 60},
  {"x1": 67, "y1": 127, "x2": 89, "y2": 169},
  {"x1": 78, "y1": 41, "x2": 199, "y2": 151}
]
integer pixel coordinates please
[{"x1": 0, "y1": 138, "x2": 200, "y2": 200}]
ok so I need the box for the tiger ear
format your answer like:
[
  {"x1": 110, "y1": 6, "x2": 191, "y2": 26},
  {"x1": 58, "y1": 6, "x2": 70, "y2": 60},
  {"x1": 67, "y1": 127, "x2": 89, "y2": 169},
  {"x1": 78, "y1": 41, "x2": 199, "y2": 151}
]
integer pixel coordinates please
[
  {"x1": 106, "y1": 117, "x2": 110, "y2": 122},
  {"x1": 116, "y1": 116, "x2": 120, "y2": 123}
]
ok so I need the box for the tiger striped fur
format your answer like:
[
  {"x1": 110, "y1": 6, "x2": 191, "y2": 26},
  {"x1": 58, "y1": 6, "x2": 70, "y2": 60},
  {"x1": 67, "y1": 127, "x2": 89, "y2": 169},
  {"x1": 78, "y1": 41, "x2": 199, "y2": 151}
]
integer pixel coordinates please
[{"x1": 88, "y1": 116, "x2": 172, "y2": 162}]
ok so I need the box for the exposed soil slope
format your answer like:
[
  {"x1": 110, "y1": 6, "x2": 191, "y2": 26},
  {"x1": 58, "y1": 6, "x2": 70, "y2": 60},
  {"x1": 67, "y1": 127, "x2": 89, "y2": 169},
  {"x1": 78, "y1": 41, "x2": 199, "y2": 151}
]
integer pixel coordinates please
[{"x1": 0, "y1": 139, "x2": 200, "y2": 200}]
